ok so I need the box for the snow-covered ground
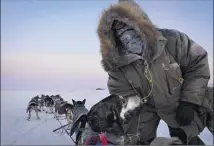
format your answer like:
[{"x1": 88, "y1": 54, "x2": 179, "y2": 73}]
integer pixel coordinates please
[{"x1": 1, "y1": 90, "x2": 213, "y2": 145}]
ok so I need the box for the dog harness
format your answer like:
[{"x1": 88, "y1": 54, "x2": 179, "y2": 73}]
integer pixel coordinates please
[{"x1": 85, "y1": 133, "x2": 108, "y2": 145}]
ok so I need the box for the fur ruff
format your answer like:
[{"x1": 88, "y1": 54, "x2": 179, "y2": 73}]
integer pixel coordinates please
[{"x1": 97, "y1": 1, "x2": 161, "y2": 71}]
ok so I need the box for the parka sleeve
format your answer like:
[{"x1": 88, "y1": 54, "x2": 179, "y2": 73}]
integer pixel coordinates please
[
  {"x1": 107, "y1": 69, "x2": 137, "y2": 97},
  {"x1": 164, "y1": 29, "x2": 210, "y2": 106}
]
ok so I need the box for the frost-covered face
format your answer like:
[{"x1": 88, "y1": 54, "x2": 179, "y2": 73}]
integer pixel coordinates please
[{"x1": 113, "y1": 20, "x2": 144, "y2": 55}]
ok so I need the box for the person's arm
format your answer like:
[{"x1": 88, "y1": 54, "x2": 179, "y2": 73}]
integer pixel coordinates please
[
  {"x1": 163, "y1": 29, "x2": 210, "y2": 106},
  {"x1": 107, "y1": 69, "x2": 141, "y2": 120},
  {"x1": 161, "y1": 29, "x2": 210, "y2": 126},
  {"x1": 107, "y1": 69, "x2": 136, "y2": 97}
]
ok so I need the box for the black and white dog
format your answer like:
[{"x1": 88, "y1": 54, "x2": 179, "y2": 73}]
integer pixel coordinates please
[
  {"x1": 83, "y1": 94, "x2": 142, "y2": 145},
  {"x1": 82, "y1": 94, "x2": 183, "y2": 145},
  {"x1": 26, "y1": 95, "x2": 41, "y2": 120},
  {"x1": 53, "y1": 95, "x2": 65, "y2": 117},
  {"x1": 54, "y1": 99, "x2": 74, "y2": 130},
  {"x1": 70, "y1": 99, "x2": 88, "y2": 144},
  {"x1": 88, "y1": 94, "x2": 141, "y2": 133},
  {"x1": 52, "y1": 94, "x2": 62, "y2": 104},
  {"x1": 44, "y1": 95, "x2": 54, "y2": 113},
  {"x1": 38, "y1": 94, "x2": 46, "y2": 112}
]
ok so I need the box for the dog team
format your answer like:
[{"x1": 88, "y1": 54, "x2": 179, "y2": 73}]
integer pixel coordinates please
[{"x1": 26, "y1": 94, "x2": 74, "y2": 129}]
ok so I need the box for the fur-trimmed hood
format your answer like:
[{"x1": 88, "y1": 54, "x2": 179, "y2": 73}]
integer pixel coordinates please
[{"x1": 97, "y1": 0, "x2": 167, "y2": 72}]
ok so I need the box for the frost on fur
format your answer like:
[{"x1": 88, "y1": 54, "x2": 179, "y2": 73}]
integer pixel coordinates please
[{"x1": 120, "y1": 95, "x2": 141, "y2": 119}]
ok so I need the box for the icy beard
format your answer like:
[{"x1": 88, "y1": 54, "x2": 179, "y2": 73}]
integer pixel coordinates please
[{"x1": 113, "y1": 20, "x2": 144, "y2": 55}]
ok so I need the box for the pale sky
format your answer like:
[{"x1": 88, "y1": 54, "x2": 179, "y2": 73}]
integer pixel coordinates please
[{"x1": 1, "y1": 0, "x2": 213, "y2": 91}]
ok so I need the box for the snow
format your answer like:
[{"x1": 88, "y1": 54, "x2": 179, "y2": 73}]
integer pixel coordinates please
[{"x1": 1, "y1": 90, "x2": 213, "y2": 145}]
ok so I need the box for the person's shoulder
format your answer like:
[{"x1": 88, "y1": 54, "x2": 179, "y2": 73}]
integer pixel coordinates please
[{"x1": 157, "y1": 28, "x2": 187, "y2": 39}]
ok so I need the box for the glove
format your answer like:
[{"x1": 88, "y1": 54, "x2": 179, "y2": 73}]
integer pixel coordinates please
[
  {"x1": 124, "y1": 105, "x2": 141, "y2": 123},
  {"x1": 176, "y1": 101, "x2": 197, "y2": 126},
  {"x1": 124, "y1": 110, "x2": 137, "y2": 120}
]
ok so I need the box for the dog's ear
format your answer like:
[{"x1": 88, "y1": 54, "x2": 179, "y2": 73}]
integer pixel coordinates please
[
  {"x1": 82, "y1": 99, "x2": 86, "y2": 105},
  {"x1": 72, "y1": 99, "x2": 76, "y2": 105}
]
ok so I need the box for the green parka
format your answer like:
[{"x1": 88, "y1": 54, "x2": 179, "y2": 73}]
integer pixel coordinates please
[{"x1": 97, "y1": 0, "x2": 211, "y2": 138}]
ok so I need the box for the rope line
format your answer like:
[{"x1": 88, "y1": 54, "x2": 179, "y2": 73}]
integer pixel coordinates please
[{"x1": 53, "y1": 112, "x2": 76, "y2": 144}]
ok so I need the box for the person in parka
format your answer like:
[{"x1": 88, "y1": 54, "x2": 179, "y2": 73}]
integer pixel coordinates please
[{"x1": 97, "y1": 0, "x2": 211, "y2": 145}]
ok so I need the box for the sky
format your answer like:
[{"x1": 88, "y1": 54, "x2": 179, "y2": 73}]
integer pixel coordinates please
[{"x1": 1, "y1": 0, "x2": 213, "y2": 91}]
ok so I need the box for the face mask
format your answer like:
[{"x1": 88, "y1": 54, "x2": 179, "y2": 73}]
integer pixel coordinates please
[{"x1": 113, "y1": 20, "x2": 144, "y2": 55}]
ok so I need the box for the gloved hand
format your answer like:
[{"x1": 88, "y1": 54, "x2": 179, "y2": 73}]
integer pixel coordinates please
[
  {"x1": 123, "y1": 105, "x2": 141, "y2": 123},
  {"x1": 176, "y1": 101, "x2": 197, "y2": 126},
  {"x1": 124, "y1": 110, "x2": 137, "y2": 120}
]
